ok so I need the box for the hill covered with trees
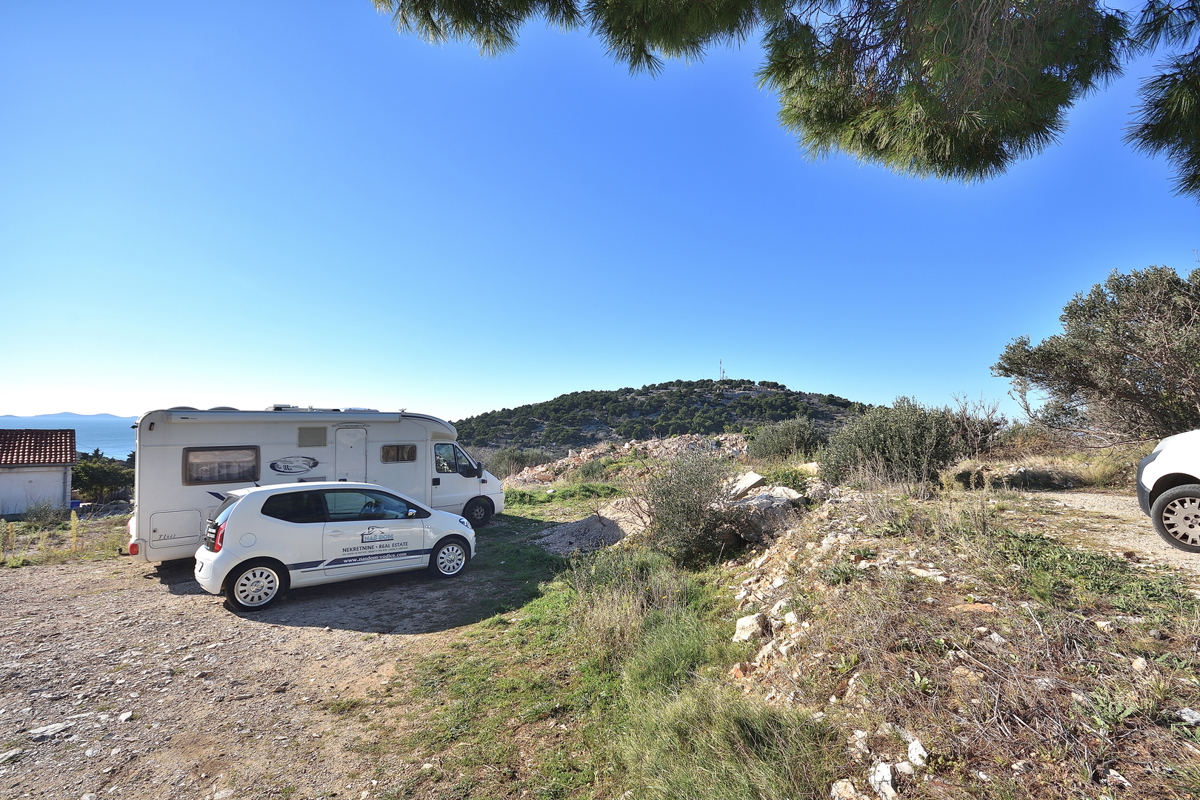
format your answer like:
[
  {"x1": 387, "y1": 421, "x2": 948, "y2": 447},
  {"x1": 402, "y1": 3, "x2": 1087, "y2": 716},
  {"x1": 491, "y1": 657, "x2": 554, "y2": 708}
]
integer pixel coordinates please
[{"x1": 453, "y1": 379, "x2": 867, "y2": 452}]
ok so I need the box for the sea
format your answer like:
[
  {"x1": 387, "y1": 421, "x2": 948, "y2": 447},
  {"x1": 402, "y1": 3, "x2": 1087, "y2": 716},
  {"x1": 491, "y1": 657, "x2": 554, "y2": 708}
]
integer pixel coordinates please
[{"x1": 0, "y1": 413, "x2": 139, "y2": 459}]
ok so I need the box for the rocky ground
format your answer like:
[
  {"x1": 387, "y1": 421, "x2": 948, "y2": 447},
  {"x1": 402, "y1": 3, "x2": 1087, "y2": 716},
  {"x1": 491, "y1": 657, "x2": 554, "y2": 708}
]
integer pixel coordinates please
[
  {"x1": 3, "y1": 483, "x2": 1196, "y2": 800},
  {"x1": 0, "y1": 557, "x2": 509, "y2": 800}
]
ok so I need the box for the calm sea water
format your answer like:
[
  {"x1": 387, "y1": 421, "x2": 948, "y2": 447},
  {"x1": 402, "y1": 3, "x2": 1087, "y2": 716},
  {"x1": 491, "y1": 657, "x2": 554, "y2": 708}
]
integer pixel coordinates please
[{"x1": 0, "y1": 414, "x2": 138, "y2": 459}]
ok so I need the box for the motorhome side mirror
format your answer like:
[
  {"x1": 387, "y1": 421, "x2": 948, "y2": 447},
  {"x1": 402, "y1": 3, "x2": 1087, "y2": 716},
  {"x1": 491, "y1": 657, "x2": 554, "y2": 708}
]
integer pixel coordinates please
[{"x1": 407, "y1": 508, "x2": 418, "y2": 519}]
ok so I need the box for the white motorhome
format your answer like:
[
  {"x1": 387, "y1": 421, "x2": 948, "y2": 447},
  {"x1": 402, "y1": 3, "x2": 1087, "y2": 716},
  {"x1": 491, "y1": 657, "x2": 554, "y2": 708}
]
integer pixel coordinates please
[{"x1": 126, "y1": 405, "x2": 504, "y2": 563}]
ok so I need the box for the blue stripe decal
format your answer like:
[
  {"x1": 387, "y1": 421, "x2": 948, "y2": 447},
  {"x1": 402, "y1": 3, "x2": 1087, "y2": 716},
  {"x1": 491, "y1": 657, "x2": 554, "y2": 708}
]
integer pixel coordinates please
[{"x1": 324, "y1": 548, "x2": 433, "y2": 568}]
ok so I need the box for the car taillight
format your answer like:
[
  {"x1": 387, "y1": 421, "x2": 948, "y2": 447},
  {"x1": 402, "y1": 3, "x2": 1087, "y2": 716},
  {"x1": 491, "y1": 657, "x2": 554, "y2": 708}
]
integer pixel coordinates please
[{"x1": 213, "y1": 522, "x2": 226, "y2": 553}]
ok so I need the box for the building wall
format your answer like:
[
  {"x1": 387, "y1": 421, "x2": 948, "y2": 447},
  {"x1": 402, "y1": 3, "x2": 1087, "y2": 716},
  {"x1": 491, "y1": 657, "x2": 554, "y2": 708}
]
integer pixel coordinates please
[{"x1": 0, "y1": 466, "x2": 72, "y2": 516}]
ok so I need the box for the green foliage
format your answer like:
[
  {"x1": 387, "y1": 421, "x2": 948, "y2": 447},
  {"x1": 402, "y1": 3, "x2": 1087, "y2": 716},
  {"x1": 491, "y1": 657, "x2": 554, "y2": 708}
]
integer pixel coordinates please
[
  {"x1": 1125, "y1": 3, "x2": 1200, "y2": 198},
  {"x1": 642, "y1": 451, "x2": 746, "y2": 567},
  {"x1": 375, "y1": 0, "x2": 1200, "y2": 198},
  {"x1": 21, "y1": 499, "x2": 67, "y2": 528},
  {"x1": 994, "y1": 266, "x2": 1200, "y2": 440},
  {"x1": 984, "y1": 527, "x2": 1193, "y2": 615},
  {"x1": 505, "y1": 482, "x2": 622, "y2": 506},
  {"x1": 482, "y1": 447, "x2": 555, "y2": 477},
  {"x1": 747, "y1": 416, "x2": 826, "y2": 460},
  {"x1": 821, "y1": 397, "x2": 961, "y2": 485},
  {"x1": 759, "y1": 465, "x2": 811, "y2": 494},
  {"x1": 72, "y1": 455, "x2": 134, "y2": 503},
  {"x1": 452, "y1": 379, "x2": 860, "y2": 454},
  {"x1": 614, "y1": 687, "x2": 844, "y2": 800}
]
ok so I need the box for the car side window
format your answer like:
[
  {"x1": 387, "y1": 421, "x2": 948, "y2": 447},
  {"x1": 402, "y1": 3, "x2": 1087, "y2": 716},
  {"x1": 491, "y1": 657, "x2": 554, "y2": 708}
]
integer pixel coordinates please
[
  {"x1": 324, "y1": 490, "x2": 415, "y2": 521},
  {"x1": 261, "y1": 491, "x2": 327, "y2": 524}
]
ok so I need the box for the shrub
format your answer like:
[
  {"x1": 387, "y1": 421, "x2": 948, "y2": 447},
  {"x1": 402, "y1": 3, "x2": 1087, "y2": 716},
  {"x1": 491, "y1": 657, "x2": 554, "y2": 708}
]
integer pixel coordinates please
[
  {"x1": 747, "y1": 416, "x2": 825, "y2": 460},
  {"x1": 483, "y1": 447, "x2": 555, "y2": 478},
  {"x1": 820, "y1": 397, "x2": 960, "y2": 485},
  {"x1": 643, "y1": 451, "x2": 743, "y2": 567},
  {"x1": 22, "y1": 499, "x2": 67, "y2": 529},
  {"x1": 759, "y1": 466, "x2": 812, "y2": 494}
]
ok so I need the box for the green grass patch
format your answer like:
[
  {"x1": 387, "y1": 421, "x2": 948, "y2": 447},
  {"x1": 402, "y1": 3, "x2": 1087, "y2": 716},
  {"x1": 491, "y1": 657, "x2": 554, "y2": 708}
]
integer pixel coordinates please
[
  {"x1": 983, "y1": 527, "x2": 1196, "y2": 616},
  {"x1": 614, "y1": 687, "x2": 845, "y2": 800},
  {"x1": 505, "y1": 482, "x2": 623, "y2": 506}
]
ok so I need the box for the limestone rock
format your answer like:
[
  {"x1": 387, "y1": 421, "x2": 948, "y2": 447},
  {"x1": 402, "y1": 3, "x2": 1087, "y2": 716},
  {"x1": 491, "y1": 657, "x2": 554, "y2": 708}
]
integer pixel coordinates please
[
  {"x1": 732, "y1": 613, "x2": 768, "y2": 642},
  {"x1": 730, "y1": 472, "x2": 767, "y2": 499},
  {"x1": 869, "y1": 762, "x2": 898, "y2": 800}
]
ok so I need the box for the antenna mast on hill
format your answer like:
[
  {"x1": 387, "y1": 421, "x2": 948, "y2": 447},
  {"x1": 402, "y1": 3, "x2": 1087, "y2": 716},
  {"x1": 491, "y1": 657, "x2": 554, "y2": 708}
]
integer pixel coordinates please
[{"x1": 719, "y1": 359, "x2": 726, "y2": 381}]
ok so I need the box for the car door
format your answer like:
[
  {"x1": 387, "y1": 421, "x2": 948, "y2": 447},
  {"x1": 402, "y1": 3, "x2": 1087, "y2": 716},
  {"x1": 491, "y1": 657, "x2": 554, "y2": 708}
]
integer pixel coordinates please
[
  {"x1": 430, "y1": 442, "x2": 480, "y2": 515},
  {"x1": 321, "y1": 489, "x2": 428, "y2": 578}
]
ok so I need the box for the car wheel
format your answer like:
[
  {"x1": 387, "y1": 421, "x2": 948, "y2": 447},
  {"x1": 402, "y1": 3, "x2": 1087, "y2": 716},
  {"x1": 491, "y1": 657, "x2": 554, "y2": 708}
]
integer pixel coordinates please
[
  {"x1": 1151, "y1": 484, "x2": 1200, "y2": 553},
  {"x1": 462, "y1": 498, "x2": 493, "y2": 528},
  {"x1": 429, "y1": 538, "x2": 470, "y2": 577},
  {"x1": 226, "y1": 561, "x2": 285, "y2": 611}
]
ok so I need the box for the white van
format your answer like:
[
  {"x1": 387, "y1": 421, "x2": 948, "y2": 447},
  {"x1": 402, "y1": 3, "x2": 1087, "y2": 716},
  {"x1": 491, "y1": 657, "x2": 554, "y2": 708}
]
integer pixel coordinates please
[
  {"x1": 127, "y1": 406, "x2": 504, "y2": 563},
  {"x1": 1137, "y1": 429, "x2": 1200, "y2": 552}
]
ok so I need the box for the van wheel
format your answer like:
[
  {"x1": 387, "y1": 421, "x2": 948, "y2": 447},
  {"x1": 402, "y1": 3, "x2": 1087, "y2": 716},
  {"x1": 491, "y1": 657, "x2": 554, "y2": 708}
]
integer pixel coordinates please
[
  {"x1": 1151, "y1": 484, "x2": 1200, "y2": 553},
  {"x1": 226, "y1": 561, "x2": 285, "y2": 611},
  {"x1": 462, "y1": 498, "x2": 493, "y2": 528},
  {"x1": 429, "y1": 538, "x2": 470, "y2": 578}
]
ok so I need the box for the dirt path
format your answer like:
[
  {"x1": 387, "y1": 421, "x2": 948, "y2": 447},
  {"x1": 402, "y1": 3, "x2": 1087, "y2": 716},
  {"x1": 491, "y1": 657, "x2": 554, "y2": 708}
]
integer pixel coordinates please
[
  {"x1": 0, "y1": 556, "x2": 511, "y2": 800},
  {"x1": 1037, "y1": 490, "x2": 1200, "y2": 581}
]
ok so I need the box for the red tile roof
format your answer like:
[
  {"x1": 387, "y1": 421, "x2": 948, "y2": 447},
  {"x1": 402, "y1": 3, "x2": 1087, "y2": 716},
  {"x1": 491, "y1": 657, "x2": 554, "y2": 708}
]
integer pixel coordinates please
[{"x1": 0, "y1": 430, "x2": 77, "y2": 466}]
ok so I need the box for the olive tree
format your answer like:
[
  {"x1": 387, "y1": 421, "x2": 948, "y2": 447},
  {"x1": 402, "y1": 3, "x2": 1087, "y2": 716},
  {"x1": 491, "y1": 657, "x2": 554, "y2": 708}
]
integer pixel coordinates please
[{"x1": 993, "y1": 266, "x2": 1200, "y2": 441}]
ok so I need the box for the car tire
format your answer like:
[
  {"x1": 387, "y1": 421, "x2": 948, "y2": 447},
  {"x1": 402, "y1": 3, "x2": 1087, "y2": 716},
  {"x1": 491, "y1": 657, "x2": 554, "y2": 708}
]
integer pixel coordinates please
[
  {"x1": 1150, "y1": 484, "x2": 1200, "y2": 553},
  {"x1": 462, "y1": 498, "x2": 493, "y2": 528},
  {"x1": 428, "y1": 538, "x2": 470, "y2": 578},
  {"x1": 225, "y1": 560, "x2": 286, "y2": 611}
]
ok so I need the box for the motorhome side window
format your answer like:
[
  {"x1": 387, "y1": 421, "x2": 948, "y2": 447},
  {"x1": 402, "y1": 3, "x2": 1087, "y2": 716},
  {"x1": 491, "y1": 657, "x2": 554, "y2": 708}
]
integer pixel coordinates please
[
  {"x1": 183, "y1": 447, "x2": 260, "y2": 485},
  {"x1": 381, "y1": 445, "x2": 417, "y2": 463}
]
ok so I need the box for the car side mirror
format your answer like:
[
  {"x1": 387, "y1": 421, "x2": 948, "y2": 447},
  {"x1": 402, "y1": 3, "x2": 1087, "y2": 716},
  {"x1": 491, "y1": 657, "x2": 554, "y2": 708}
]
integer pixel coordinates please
[{"x1": 407, "y1": 508, "x2": 418, "y2": 519}]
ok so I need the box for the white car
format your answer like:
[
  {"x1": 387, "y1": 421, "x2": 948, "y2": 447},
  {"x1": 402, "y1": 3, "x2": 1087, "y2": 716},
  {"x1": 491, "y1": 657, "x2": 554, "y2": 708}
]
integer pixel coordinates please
[
  {"x1": 1138, "y1": 430, "x2": 1200, "y2": 552},
  {"x1": 194, "y1": 482, "x2": 476, "y2": 611}
]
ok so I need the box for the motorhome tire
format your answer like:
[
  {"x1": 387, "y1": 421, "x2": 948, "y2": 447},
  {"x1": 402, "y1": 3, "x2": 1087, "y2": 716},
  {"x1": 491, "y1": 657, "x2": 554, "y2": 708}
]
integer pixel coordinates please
[
  {"x1": 429, "y1": 538, "x2": 470, "y2": 577},
  {"x1": 462, "y1": 498, "x2": 492, "y2": 528},
  {"x1": 226, "y1": 560, "x2": 286, "y2": 611}
]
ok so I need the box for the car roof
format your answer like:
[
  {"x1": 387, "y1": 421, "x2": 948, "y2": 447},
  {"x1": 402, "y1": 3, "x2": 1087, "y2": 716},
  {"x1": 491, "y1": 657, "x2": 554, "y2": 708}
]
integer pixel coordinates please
[{"x1": 231, "y1": 482, "x2": 395, "y2": 498}]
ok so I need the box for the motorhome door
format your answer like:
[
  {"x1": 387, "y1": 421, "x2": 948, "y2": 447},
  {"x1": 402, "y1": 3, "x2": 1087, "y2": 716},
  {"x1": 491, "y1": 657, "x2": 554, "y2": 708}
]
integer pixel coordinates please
[
  {"x1": 431, "y1": 442, "x2": 479, "y2": 515},
  {"x1": 335, "y1": 428, "x2": 367, "y2": 482}
]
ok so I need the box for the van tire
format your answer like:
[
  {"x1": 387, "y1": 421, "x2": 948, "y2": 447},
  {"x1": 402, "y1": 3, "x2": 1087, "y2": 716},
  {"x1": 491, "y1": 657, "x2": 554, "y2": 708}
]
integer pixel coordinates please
[
  {"x1": 428, "y1": 538, "x2": 470, "y2": 578},
  {"x1": 1150, "y1": 484, "x2": 1200, "y2": 553},
  {"x1": 225, "y1": 560, "x2": 287, "y2": 611},
  {"x1": 462, "y1": 498, "x2": 493, "y2": 528}
]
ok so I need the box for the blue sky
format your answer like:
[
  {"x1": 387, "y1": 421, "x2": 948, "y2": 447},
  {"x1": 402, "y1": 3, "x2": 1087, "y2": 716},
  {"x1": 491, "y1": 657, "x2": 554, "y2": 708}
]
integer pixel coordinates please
[{"x1": 1, "y1": 1, "x2": 1195, "y2": 422}]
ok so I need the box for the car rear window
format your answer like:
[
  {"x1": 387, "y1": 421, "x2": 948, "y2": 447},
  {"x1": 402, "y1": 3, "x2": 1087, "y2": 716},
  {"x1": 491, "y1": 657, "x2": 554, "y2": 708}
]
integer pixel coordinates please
[{"x1": 261, "y1": 491, "x2": 327, "y2": 524}]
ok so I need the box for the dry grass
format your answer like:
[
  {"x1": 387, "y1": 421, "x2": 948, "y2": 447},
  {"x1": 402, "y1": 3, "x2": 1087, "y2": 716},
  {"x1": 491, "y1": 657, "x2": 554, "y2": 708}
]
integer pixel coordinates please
[{"x1": 731, "y1": 489, "x2": 1200, "y2": 798}]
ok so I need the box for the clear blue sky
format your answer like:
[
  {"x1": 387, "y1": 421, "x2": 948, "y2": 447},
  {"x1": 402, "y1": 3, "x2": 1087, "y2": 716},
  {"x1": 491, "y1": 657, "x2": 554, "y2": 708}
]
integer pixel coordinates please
[{"x1": 2, "y1": 2, "x2": 1195, "y2": 422}]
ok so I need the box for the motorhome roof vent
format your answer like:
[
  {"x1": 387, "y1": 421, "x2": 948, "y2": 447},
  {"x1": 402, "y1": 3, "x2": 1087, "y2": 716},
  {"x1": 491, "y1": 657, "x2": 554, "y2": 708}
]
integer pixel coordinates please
[
  {"x1": 208, "y1": 406, "x2": 238, "y2": 411},
  {"x1": 168, "y1": 406, "x2": 199, "y2": 411},
  {"x1": 268, "y1": 404, "x2": 300, "y2": 411},
  {"x1": 343, "y1": 407, "x2": 379, "y2": 412}
]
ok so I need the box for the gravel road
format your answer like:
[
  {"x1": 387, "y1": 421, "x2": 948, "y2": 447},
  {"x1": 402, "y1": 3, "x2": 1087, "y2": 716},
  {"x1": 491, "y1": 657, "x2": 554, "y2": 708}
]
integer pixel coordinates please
[
  {"x1": 1037, "y1": 490, "x2": 1200, "y2": 580},
  {"x1": 0, "y1": 557, "x2": 504, "y2": 800}
]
